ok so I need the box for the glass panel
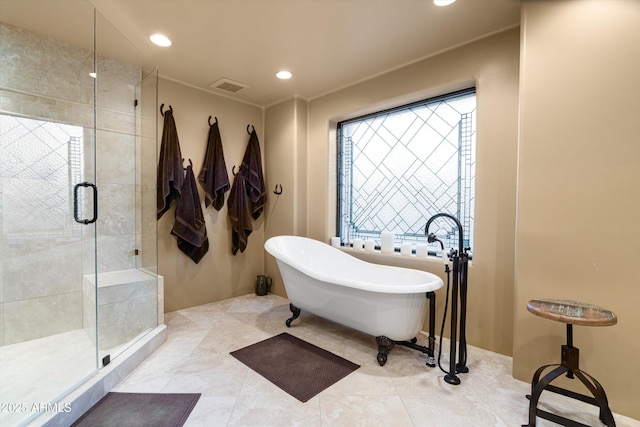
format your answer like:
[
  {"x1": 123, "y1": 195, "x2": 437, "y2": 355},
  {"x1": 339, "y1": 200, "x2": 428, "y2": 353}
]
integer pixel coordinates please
[
  {"x1": 137, "y1": 68, "x2": 159, "y2": 275},
  {"x1": 0, "y1": 2, "x2": 98, "y2": 425},
  {"x1": 93, "y1": 11, "x2": 158, "y2": 363}
]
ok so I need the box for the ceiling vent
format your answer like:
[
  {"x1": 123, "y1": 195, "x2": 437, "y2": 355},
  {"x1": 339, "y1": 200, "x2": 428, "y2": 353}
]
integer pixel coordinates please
[{"x1": 208, "y1": 77, "x2": 249, "y2": 93}]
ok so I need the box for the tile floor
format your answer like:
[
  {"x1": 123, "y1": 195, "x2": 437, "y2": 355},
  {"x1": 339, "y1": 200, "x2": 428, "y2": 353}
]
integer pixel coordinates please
[
  {"x1": 1, "y1": 330, "x2": 97, "y2": 427},
  {"x1": 114, "y1": 294, "x2": 640, "y2": 427},
  {"x1": 1, "y1": 328, "x2": 151, "y2": 427}
]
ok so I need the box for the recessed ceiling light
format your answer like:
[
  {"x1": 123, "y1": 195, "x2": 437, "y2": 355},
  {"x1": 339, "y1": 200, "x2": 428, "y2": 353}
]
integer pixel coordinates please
[
  {"x1": 276, "y1": 70, "x2": 293, "y2": 80},
  {"x1": 89, "y1": 72, "x2": 97, "y2": 78},
  {"x1": 434, "y1": 0, "x2": 456, "y2": 6},
  {"x1": 149, "y1": 34, "x2": 172, "y2": 47}
]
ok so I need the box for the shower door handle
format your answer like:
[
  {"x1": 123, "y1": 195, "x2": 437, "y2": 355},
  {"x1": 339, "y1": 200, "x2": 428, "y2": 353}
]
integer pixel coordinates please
[{"x1": 73, "y1": 182, "x2": 98, "y2": 224}]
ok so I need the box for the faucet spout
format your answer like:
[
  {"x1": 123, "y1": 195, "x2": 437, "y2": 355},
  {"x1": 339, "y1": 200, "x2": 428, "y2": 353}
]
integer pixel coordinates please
[{"x1": 425, "y1": 213, "x2": 464, "y2": 255}]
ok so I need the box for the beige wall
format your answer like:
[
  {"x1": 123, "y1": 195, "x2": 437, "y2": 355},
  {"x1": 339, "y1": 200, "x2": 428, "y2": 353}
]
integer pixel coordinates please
[
  {"x1": 265, "y1": 29, "x2": 520, "y2": 356},
  {"x1": 264, "y1": 97, "x2": 308, "y2": 296},
  {"x1": 157, "y1": 78, "x2": 265, "y2": 312},
  {"x1": 514, "y1": 0, "x2": 640, "y2": 419}
]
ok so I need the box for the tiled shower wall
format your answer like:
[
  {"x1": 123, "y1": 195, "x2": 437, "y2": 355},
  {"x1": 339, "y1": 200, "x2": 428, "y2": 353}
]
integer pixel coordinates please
[{"x1": 0, "y1": 22, "x2": 145, "y2": 346}]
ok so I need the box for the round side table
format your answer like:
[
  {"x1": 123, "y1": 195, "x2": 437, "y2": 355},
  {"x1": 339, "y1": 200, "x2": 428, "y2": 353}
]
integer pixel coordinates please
[{"x1": 523, "y1": 298, "x2": 617, "y2": 427}]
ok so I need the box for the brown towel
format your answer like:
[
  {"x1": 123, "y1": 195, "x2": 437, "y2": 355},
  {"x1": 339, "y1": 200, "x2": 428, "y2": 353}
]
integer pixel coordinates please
[
  {"x1": 227, "y1": 128, "x2": 266, "y2": 255},
  {"x1": 227, "y1": 173, "x2": 252, "y2": 255},
  {"x1": 157, "y1": 108, "x2": 184, "y2": 219},
  {"x1": 171, "y1": 161, "x2": 209, "y2": 264},
  {"x1": 242, "y1": 128, "x2": 266, "y2": 219},
  {"x1": 198, "y1": 119, "x2": 230, "y2": 210}
]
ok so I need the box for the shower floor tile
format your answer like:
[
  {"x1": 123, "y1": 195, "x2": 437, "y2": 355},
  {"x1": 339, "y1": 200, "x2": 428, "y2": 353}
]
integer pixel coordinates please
[
  {"x1": 0, "y1": 327, "x2": 146, "y2": 426},
  {"x1": 110, "y1": 294, "x2": 640, "y2": 426},
  {"x1": 0, "y1": 330, "x2": 96, "y2": 426}
]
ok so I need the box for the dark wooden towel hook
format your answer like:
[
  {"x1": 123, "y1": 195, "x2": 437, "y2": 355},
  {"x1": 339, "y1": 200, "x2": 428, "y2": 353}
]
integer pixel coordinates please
[
  {"x1": 160, "y1": 103, "x2": 173, "y2": 116},
  {"x1": 232, "y1": 165, "x2": 239, "y2": 176},
  {"x1": 208, "y1": 115, "x2": 218, "y2": 127},
  {"x1": 247, "y1": 124, "x2": 255, "y2": 135},
  {"x1": 273, "y1": 184, "x2": 283, "y2": 195}
]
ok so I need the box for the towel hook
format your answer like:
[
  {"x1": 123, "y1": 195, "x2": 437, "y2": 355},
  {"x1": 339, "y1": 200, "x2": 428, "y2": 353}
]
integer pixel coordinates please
[
  {"x1": 160, "y1": 103, "x2": 173, "y2": 116},
  {"x1": 232, "y1": 165, "x2": 239, "y2": 176},
  {"x1": 247, "y1": 124, "x2": 255, "y2": 135},
  {"x1": 181, "y1": 157, "x2": 191, "y2": 171},
  {"x1": 273, "y1": 184, "x2": 283, "y2": 195},
  {"x1": 208, "y1": 115, "x2": 218, "y2": 127}
]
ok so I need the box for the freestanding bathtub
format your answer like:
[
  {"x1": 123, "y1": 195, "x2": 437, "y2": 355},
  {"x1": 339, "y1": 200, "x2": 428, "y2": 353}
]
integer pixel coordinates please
[{"x1": 264, "y1": 235, "x2": 444, "y2": 365}]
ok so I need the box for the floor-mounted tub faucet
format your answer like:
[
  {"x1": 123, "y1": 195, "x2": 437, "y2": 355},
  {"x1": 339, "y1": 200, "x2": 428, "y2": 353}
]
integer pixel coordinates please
[{"x1": 425, "y1": 213, "x2": 470, "y2": 385}]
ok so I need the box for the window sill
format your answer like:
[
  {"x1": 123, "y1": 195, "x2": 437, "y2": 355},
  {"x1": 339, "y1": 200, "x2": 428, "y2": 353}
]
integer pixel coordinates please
[{"x1": 339, "y1": 246, "x2": 453, "y2": 273}]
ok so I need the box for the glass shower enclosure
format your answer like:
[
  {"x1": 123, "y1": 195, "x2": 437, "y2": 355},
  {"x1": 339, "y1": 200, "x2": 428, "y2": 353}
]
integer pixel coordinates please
[{"x1": 0, "y1": 3, "x2": 159, "y2": 425}]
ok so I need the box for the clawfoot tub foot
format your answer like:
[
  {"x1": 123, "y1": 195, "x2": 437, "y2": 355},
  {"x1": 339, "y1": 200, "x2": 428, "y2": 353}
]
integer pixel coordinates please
[
  {"x1": 376, "y1": 336, "x2": 395, "y2": 366},
  {"x1": 285, "y1": 303, "x2": 301, "y2": 327}
]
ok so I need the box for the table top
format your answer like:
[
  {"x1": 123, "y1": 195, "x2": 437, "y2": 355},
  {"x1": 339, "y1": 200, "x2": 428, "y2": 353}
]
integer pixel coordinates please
[{"x1": 527, "y1": 298, "x2": 617, "y2": 326}]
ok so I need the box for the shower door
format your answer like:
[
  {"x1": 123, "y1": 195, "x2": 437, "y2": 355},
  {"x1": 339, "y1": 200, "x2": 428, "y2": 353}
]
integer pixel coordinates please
[
  {"x1": 0, "y1": 3, "x2": 100, "y2": 422},
  {"x1": 0, "y1": 116, "x2": 100, "y2": 426}
]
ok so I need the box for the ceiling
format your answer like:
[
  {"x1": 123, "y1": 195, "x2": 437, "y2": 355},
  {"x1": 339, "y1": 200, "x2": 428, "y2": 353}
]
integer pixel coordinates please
[{"x1": 0, "y1": 0, "x2": 521, "y2": 107}]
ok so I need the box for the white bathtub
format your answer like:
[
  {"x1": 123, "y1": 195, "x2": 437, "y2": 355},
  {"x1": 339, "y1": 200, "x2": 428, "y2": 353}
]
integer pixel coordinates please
[{"x1": 264, "y1": 235, "x2": 444, "y2": 365}]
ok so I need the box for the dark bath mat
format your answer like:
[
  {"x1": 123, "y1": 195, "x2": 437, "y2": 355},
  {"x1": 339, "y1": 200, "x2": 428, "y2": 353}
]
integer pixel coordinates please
[
  {"x1": 230, "y1": 332, "x2": 360, "y2": 402},
  {"x1": 71, "y1": 392, "x2": 200, "y2": 427}
]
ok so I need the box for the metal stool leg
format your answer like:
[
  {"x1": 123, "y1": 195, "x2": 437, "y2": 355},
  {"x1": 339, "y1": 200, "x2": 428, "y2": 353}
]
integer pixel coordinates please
[
  {"x1": 523, "y1": 355, "x2": 617, "y2": 426},
  {"x1": 523, "y1": 365, "x2": 568, "y2": 427},
  {"x1": 573, "y1": 370, "x2": 616, "y2": 427},
  {"x1": 530, "y1": 363, "x2": 561, "y2": 392}
]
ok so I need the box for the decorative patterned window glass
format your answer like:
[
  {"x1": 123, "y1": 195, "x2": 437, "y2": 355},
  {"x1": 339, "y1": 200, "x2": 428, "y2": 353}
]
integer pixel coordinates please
[
  {"x1": 337, "y1": 88, "x2": 476, "y2": 254},
  {"x1": 0, "y1": 114, "x2": 85, "y2": 238}
]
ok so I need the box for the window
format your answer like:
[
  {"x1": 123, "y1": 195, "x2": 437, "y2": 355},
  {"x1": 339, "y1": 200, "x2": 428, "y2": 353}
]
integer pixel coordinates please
[
  {"x1": 337, "y1": 88, "x2": 476, "y2": 254},
  {"x1": 0, "y1": 114, "x2": 85, "y2": 238}
]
